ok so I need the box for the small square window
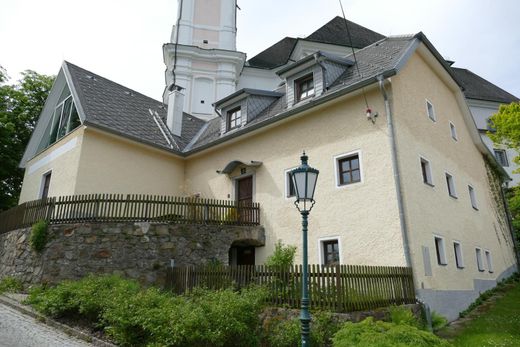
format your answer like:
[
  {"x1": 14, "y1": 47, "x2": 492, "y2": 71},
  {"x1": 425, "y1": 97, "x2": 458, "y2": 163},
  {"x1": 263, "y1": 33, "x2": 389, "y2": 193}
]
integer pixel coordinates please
[
  {"x1": 445, "y1": 173, "x2": 457, "y2": 198},
  {"x1": 40, "y1": 172, "x2": 52, "y2": 199},
  {"x1": 476, "y1": 248, "x2": 485, "y2": 272},
  {"x1": 494, "y1": 149, "x2": 509, "y2": 167},
  {"x1": 434, "y1": 236, "x2": 447, "y2": 265},
  {"x1": 420, "y1": 158, "x2": 433, "y2": 186},
  {"x1": 322, "y1": 239, "x2": 340, "y2": 266},
  {"x1": 337, "y1": 154, "x2": 361, "y2": 186},
  {"x1": 295, "y1": 74, "x2": 315, "y2": 102},
  {"x1": 227, "y1": 107, "x2": 241, "y2": 131},
  {"x1": 485, "y1": 250, "x2": 493, "y2": 273},
  {"x1": 286, "y1": 171, "x2": 296, "y2": 198},
  {"x1": 449, "y1": 122, "x2": 458, "y2": 141},
  {"x1": 426, "y1": 100, "x2": 436, "y2": 122},
  {"x1": 454, "y1": 242, "x2": 464, "y2": 269},
  {"x1": 468, "y1": 185, "x2": 478, "y2": 210}
]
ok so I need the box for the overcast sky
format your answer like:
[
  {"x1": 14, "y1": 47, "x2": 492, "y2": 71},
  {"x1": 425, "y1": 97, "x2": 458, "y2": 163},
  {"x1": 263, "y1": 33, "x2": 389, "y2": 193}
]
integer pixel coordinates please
[{"x1": 1, "y1": 0, "x2": 518, "y2": 100}]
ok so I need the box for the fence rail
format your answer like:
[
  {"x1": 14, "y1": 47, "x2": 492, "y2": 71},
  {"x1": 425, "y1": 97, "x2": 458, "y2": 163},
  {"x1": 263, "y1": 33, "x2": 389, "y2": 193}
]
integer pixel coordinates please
[
  {"x1": 166, "y1": 264, "x2": 415, "y2": 312},
  {"x1": 0, "y1": 194, "x2": 260, "y2": 234}
]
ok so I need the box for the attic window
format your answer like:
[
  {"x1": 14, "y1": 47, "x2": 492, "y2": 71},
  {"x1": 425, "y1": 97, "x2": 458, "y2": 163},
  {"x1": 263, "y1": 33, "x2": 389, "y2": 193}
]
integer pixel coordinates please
[
  {"x1": 46, "y1": 93, "x2": 81, "y2": 148},
  {"x1": 295, "y1": 74, "x2": 314, "y2": 102},
  {"x1": 227, "y1": 107, "x2": 242, "y2": 131}
]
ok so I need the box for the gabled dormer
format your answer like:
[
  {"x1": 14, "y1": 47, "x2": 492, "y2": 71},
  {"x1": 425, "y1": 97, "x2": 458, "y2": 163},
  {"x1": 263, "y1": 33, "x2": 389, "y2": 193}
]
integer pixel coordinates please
[
  {"x1": 214, "y1": 89, "x2": 283, "y2": 135},
  {"x1": 276, "y1": 51, "x2": 354, "y2": 108}
]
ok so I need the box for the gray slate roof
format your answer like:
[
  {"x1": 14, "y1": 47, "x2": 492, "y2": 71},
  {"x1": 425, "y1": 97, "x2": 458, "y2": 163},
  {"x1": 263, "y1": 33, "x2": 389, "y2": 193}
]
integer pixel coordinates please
[
  {"x1": 306, "y1": 16, "x2": 385, "y2": 48},
  {"x1": 247, "y1": 17, "x2": 384, "y2": 69},
  {"x1": 451, "y1": 67, "x2": 519, "y2": 104},
  {"x1": 187, "y1": 35, "x2": 416, "y2": 152},
  {"x1": 65, "y1": 62, "x2": 205, "y2": 152}
]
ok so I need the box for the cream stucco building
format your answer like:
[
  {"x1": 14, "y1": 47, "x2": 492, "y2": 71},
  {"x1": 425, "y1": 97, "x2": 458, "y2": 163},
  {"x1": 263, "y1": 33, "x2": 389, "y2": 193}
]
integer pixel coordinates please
[{"x1": 17, "y1": 1, "x2": 518, "y2": 321}]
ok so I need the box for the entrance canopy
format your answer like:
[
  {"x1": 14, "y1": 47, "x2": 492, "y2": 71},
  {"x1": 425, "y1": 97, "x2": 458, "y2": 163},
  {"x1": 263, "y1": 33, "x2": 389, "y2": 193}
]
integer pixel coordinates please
[{"x1": 216, "y1": 160, "x2": 262, "y2": 175}]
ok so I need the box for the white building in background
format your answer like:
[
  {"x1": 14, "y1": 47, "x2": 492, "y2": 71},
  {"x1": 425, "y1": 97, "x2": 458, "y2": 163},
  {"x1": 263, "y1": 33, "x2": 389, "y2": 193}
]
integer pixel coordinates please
[{"x1": 452, "y1": 67, "x2": 520, "y2": 186}]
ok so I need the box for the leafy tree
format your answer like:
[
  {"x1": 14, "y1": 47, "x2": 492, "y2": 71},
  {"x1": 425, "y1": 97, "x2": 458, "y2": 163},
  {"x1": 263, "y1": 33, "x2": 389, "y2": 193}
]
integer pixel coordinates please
[
  {"x1": 488, "y1": 102, "x2": 520, "y2": 171},
  {"x1": 0, "y1": 66, "x2": 54, "y2": 211}
]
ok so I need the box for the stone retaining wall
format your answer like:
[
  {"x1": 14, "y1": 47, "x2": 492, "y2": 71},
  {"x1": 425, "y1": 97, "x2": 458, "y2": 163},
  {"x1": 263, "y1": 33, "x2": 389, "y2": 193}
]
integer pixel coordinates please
[{"x1": 0, "y1": 222, "x2": 265, "y2": 286}]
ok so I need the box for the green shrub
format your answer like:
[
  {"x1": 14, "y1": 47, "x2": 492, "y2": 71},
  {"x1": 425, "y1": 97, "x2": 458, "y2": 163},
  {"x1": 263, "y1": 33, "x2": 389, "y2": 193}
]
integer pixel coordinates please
[
  {"x1": 27, "y1": 275, "x2": 268, "y2": 347},
  {"x1": 0, "y1": 276, "x2": 23, "y2": 294},
  {"x1": 26, "y1": 274, "x2": 140, "y2": 320},
  {"x1": 389, "y1": 305, "x2": 419, "y2": 328},
  {"x1": 265, "y1": 241, "x2": 297, "y2": 267},
  {"x1": 264, "y1": 311, "x2": 341, "y2": 347},
  {"x1": 332, "y1": 317, "x2": 451, "y2": 347},
  {"x1": 30, "y1": 220, "x2": 48, "y2": 252},
  {"x1": 430, "y1": 311, "x2": 448, "y2": 331}
]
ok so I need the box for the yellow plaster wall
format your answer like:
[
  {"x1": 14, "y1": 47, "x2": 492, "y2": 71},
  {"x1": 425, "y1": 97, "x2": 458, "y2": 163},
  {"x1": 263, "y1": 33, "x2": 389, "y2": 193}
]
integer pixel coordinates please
[
  {"x1": 391, "y1": 50, "x2": 517, "y2": 290},
  {"x1": 73, "y1": 128, "x2": 185, "y2": 196},
  {"x1": 19, "y1": 127, "x2": 85, "y2": 203},
  {"x1": 185, "y1": 89, "x2": 407, "y2": 266}
]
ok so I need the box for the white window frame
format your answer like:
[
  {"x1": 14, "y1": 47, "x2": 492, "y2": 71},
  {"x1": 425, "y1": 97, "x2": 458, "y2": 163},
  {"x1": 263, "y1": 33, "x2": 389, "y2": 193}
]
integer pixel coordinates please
[
  {"x1": 445, "y1": 171, "x2": 457, "y2": 198},
  {"x1": 476, "y1": 247, "x2": 485, "y2": 272},
  {"x1": 484, "y1": 250, "x2": 494, "y2": 273},
  {"x1": 419, "y1": 156, "x2": 434, "y2": 186},
  {"x1": 449, "y1": 121, "x2": 458, "y2": 141},
  {"x1": 334, "y1": 150, "x2": 363, "y2": 188},
  {"x1": 434, "y1": 235, "x2": 447, "y2": 266},
  {"x1": 468, "y1": 185, "x2": 478, "y2": 210},
  {"x1": 426, "y1": 99, "x2": 436, "y2": 122},
  {"x1": 284, "y1": 167, "x2": 297, "y2": 199},
  {"x1": 453, "y1": 241, "x2": 464, "y2": 269},
  {"x1": 494, "y1": 149, "x2": 509, "y2": 167},
  {"x1": 38, "y1": 170, "x2": 52, "y2": 199},
  {"x1": 318, "y1": 236, "x2": 342, "y2": 266}
]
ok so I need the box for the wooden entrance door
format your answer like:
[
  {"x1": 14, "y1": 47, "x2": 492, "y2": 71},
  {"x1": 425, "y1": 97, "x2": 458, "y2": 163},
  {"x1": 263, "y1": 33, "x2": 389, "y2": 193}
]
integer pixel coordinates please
[{"x1": 236, "y1": 176, "x2": 253, "y2": 223}]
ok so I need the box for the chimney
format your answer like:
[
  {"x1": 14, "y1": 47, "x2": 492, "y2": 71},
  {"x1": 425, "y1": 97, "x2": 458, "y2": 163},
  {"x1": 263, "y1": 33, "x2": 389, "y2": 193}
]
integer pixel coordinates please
[{"x1": 167, "y1": 88, "x2": 185, "y2": 137}]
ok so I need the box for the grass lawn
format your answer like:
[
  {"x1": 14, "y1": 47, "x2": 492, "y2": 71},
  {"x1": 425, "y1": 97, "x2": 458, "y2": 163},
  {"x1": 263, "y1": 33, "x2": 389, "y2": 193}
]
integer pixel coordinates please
[{"x1": 442, "y1": 280, "x2": 520, "y2": 347}]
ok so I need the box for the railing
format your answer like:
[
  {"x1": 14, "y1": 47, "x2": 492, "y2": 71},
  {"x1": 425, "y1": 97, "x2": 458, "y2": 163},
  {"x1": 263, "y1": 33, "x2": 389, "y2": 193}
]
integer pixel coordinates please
[
  {"x1": 166, "y1": 264, "x2": 416, "y2": 312},
  {"x1": 0, "y1": 194, "x2": 261, "y2": 234}
]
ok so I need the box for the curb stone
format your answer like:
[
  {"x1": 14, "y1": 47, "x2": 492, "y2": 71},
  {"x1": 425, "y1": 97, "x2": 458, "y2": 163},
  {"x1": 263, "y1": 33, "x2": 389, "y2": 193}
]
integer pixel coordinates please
[{"x1": 0, "y1": 294, "x2": 116, "y2": 347}]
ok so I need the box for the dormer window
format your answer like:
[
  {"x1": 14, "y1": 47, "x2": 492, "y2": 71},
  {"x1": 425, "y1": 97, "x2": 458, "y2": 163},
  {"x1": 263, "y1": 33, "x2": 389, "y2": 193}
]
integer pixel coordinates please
[
  {"x1": 295, "y1": 74, "x2": 314, "y2": 102},
  {"x1": 227, "y1": 107, "x2": 241, "y2": 131}
]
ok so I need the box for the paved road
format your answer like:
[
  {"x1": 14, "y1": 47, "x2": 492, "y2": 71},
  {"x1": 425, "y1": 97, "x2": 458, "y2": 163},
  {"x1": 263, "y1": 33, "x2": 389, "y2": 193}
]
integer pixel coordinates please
[{"x1": 0, "y1": 303, "x2": 91, "y2": 347}]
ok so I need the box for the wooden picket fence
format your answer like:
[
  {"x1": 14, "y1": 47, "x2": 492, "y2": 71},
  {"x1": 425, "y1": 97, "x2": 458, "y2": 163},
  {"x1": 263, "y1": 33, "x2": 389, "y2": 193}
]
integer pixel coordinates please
[
  {"x1": 0, "y1": 194, "x2": 260, "y2": 234},
  {"x1": 166, "y1": 264, "x2": 415, "y2": 312}
]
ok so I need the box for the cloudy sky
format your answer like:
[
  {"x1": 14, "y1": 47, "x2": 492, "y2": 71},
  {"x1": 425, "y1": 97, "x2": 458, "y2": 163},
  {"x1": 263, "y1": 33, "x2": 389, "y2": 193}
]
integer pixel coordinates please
[{"x1": 1, "y1": 0, "x2": 518, "y2": 100}]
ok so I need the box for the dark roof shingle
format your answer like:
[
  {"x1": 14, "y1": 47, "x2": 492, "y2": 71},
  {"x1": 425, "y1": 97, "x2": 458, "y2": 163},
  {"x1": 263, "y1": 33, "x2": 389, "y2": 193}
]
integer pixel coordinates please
[
  {"x1": 247, "y1": 37, "x2": 298, "y2": 69},
  {"x1": 451, "y1": 67, "x2": 519, "y2": 104},
  {"x1": 306, "y1": 16, "x2": 385, "y2": 48},
  {"x1": 65, "y1": 62, "x2": 205, "y2": 152}
]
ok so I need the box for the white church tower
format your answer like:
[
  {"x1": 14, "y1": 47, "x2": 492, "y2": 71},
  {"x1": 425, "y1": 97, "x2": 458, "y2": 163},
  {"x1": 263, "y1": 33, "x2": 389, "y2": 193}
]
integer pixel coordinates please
[{"x1": 163, "y1": 0, "x2": 246, "y2": 121}]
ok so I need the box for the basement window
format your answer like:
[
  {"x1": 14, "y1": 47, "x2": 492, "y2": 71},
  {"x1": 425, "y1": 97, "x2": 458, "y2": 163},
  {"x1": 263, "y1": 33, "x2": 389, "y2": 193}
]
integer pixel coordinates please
[
  {"x1": 321, "y1": 238, "x2": 340, "y2": 266},
  {"x1": 40, "y1": 171, "x2": 52, "y2": 199},
  {"x1": 295, "y1": 74, "x2": 315, "y2": 102}
]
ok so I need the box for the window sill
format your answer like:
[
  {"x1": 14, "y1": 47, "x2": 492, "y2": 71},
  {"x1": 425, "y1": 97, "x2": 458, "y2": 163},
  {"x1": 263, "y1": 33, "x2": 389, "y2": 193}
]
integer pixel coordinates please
[
  {"x1": 437, "y1": 263, "x2": 448, "y2": 266},
  {"x1": 472, "y1": 206, "x2": 479, "y2": 211},
  {"x1": 337, "y1": 181, "x2": 362, "y2": 189},
  {"x1": 456, "y1": 266, "x2": 465, "y2": 270},
  {"x1": 423, "y1": 182, "x2": 435, "y2": 188},
  {"x1": 449, "y1": 194, "x2": 458, "y2": 199},
  {"x1": 478, "y1": 269, "x2": 485, "y2": 272}
]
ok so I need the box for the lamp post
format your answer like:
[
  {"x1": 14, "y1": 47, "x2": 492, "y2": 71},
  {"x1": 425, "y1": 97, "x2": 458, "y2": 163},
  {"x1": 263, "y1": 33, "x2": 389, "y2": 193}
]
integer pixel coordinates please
[{"x1": 289, "y1": 151, "x2": 319, "y2": 347}]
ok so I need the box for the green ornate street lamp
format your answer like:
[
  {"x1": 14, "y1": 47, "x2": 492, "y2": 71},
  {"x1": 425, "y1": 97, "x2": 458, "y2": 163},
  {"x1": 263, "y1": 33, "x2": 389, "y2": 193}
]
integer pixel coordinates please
[{"x1": 290, "y1": 151, "x2": 319, "y2": 347}]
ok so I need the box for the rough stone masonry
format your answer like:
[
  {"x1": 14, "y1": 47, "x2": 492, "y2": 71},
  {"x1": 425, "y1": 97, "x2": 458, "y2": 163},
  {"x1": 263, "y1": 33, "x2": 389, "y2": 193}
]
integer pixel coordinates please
[{"x1": 0, "y1": 222, "x2": 265, "y2": 287}]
